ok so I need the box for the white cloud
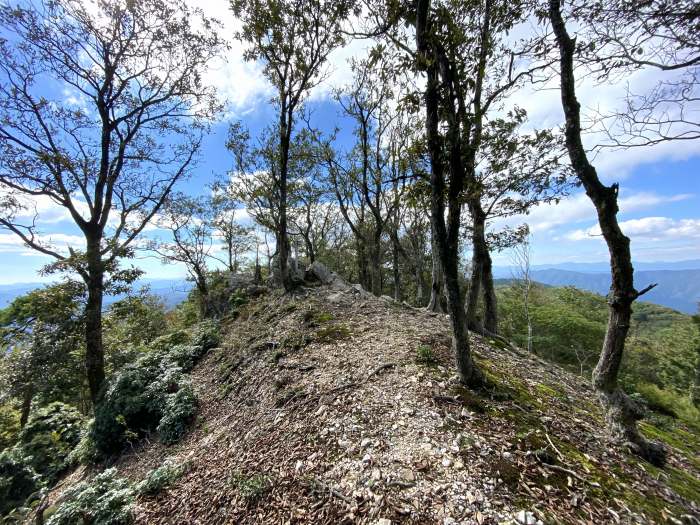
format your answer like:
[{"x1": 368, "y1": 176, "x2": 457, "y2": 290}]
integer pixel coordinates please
[
  {"x1": 491, "y1": 190, "x2": 692, "y2": 234},
  {"x1": 565, "y1": 217, "x2": 700, "y2": 242}
]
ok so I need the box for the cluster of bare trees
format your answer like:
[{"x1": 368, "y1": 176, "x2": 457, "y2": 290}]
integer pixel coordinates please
[{"x1": 1, "y1": 0, "x2": 696, "y2": 466}]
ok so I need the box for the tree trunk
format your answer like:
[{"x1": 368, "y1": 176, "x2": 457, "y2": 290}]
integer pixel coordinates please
[
  {"x1": 467, "y1": 200, "x2": 498, "y2": 334},
  {"x1": 466, "y1": 254, "x2": 483, "y2": 331},
  {"x1": 195, "y1": 274, "x2": 210, "y2": 318},
  {"x1": 549, "y1": 0, "x2": 665, "y2": 466},
  {"x1": 278, "y1": 104, "x2": 293, "y2": 292},
  {"x1": 427, "y1": 227, "x2": 447, "y2": 312},
  {"x1": 414, "y1": 256, "x2": 426, "y2": 306},
  {"x1": 85, "y1": 239, "x2": 106, "y2": 405},
  {"x1": 392, "y1": 237, "x2": 402, "y2": 301},
  {"x1": 356, "y1": 238, "x2": 370, "y2": 290},
  {"x1": 370, "y1": 234, "x2": 382, "y2": 296},
  {"x1": 19, "y1": 384, "x2": 33, "y2": 429},
  {"x1": 417, "y1": 0, "x2": 482, "y2": 387},
  {"x1": 481, "y1": 254, "x2": 498, "y2": 334}
]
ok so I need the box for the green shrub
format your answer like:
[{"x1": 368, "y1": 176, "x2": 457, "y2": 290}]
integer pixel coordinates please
[
  {"x1": 47, "y1": 468, "x2": 134, "y2": 525},
  {"x1": 0, "y1": 448, "x2": 40, "y2": 516},
  {"x1": 0, "y1": 403, "x2": 20, "y2": 452},
  {"x1": 136, "y1": 460, "x2": 187, "y2": 496},
  {"x1": 190, "y1": 320, "x2": 220, "y2": 350},
  {"x1": 148, "y1": 330, "x2": 190, "y2": 352},
  {"x1": 18, "y1": 402, "x2": 85, "y2": 482},
  {"x1": 67, "y1": 419, "x2": 100, "y2": 466},
  {"x1": 168, "y1": 344, "x2": 205, "y2": 372},
  {"x1": 157, "y1": 384, "x2": 197, "y2": 445},
  {"x1": 416, "y1": 345, "x2": 438, "y2": 365},
  {"x1": 92, "y1": 354, "x2": 192, "y2": 456},
  {"x1": 635, "y1": 383, "x2": 700, "y2": 424},
  {"x1": 228, "y1": 470, "x2": 270, "y2": 503}
]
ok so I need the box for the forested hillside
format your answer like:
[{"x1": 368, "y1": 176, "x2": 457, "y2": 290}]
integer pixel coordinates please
[{"x1": 0, "y1": 0, "x2": 698, "y2": 523}]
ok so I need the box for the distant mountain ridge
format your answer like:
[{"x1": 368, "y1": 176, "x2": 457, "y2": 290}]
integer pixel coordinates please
[
  {"x1": 0, "y1": 278, "x2": 191, "y2": 310},
  {"x1": 526, "y1": 269, "x2": 700, "y2": 314}
]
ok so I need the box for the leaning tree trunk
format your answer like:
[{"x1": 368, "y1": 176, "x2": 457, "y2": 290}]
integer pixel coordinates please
[
  {"x1": 549, "y1": 0, "x2": 665, "y2": 466},
  {"x1": 427, "y1": 226, "x2": 447, "y2": 312},
  {"x1": 84, "y1": 236, "x2": 106, "y2": 405}
]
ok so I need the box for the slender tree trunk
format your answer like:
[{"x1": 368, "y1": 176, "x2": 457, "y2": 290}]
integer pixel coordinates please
[
  {"x1": 467, "y1": 200, "x2": 498, "y2": 334},
  {"x1": 392, "y1": 237, "x2": 402, "y2": 301},
  {"x1": 19, "y1": 384, "x2": 33, "y2": 429},
  {"x1": 549, "y1": 0, "x2": 665, "y2": 466},
  {"x1": 415, "y1": 257, "x2": 426, "y2": 306},
  {"x1": 417, "y1": 0, "x2": 482, "y2": 387},
  {"x1": 356, "y1": 238, "x2": 370, "y2": 290},
  {"x1": 481, "y1": 254, "x2": 498, "y2": 334},
  {"x1": 427, "y1": 226, "x2": 447, "y2": 312},
  {"x1": 84, "y1": 235, "x2": 105, "y2": 405},
  {"x1": 278, "y1": 106, "x2": 293, "y2": 292},
  {"x1": 466, "y1": 254, "x2": 483, "y2": 331},
  {"x1": 370, "y1": 234, "x2": 382, "y2": 296}
]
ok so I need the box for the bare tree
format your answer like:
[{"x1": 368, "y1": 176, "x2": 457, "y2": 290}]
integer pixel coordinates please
[
  {"x1": 511, "y1": 231, "x2": 533, "y2": 353},
  {"x1": 548, "y1": 0, "x2": 666, "y2": 466},
  {"x1": 151, "y1": 194, "x2": 216, "y2": 318},
  {"x1": 0, "y1": 0, "x2": 223, "y2": 404},
  {"x1": 580, "y1": 0, "x2": 700, "y2": 147}
]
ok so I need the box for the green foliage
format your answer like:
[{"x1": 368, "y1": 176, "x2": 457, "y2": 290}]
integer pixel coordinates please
[
  {"x1": 189, "y1": 319, "x2": 221, "y2": 350},
  {"x1": 0, "y1": 448, "x2": 40, "y2": 516},
  {"x1": 18, "y1": 402, "x2": 85, "y2": 482},
  {"x1": 156, "y1": 385, "x2": 197, "y2": 445},
  {"x1": 416, "y1": 344, "x2": 438, "y2": 365},
  {"x1": 0, "y1": 403, "x2": 20, "y2": 452},
  {"x1": 228, "y1": 470, "x2": 271, "y2": 503},
  {"x1": 92, "y1": 353, "x2": 190, "y2": 456},
  {"x1": 0, "y1": 282, "x2": 85, "y2": 409},
  {"x1": 498, "y1": 283, "x2": 700, "y2": 425},
  {"x1": 148, "y1": 330, "x2": 190, "y2": 352},
  {"x1": 91, "y1": 321, "x2": 218, "y2": 457},
  {"x1": 104, "y1": 291, "x2": 168, "y2": 371},
  {"x1": 635, "y1": 383, "x2": 699, "y2": 424},
  {"x1": 136, "y1": 460, "x2": 187, "y2": 496},
  {"x1": 46, "y1": 468, "x2": 134, "y2": 525}
]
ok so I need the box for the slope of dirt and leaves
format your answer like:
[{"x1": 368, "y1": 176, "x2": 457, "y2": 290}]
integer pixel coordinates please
[{"x1": 43, "y1": 285, "x2": 700, "y2": 525}]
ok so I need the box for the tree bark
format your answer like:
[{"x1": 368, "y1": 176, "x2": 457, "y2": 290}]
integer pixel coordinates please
[
  {"x1": 278, "y1": 101, "x2": 293, "y2": 292},
  {"x1": 370, "y1": 234, "x2": 382, "y2": 296},
  {"x1": 356, "y1": 238, "x2": 370, "y2": 290},
  {"x1": 427, "y1": 226, "x2": 447, "y2": 313},
  {"x1": 19, "y1": 384, "x2": 33, "y2": 429},
  {"x1": 549, "y1": 0, "x2": 665, "y2": 466},
  {"x1": 417, "y1": 0, "x2": 482, "y2": 387},
  {"x1": 392, "y1": 236, "x2": 402, "y2": 301},
  {"x1": 84, "y1": 235, "x2": 106, "y2": 405}
]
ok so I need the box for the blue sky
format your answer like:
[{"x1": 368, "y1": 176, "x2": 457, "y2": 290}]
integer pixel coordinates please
[{"x1": 0, "y1": 2, "x2": 698, "y2": 284}]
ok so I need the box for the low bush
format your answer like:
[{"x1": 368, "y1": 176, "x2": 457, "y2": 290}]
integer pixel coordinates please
[
  {"x1": 92, "y1": 355, "x2": 191, "y2": 456},
  {"x1": 18, "y1": 402, "x2": 85, "y2": 482},
  {"x1": 46, "y1": 468, "x2": 134, "y2": 525},
  {"x1": 635, "y1": 382, "x2": 700, "y2": 425},
  {"x1": 136, "y1": 460, "x2": 187, "y2": 496},
  {"x1": 91, "y1": 322, "x2": 219, "y2": 458},
  {"x1": 189, "y1": 320, "x2": 220, "y2": 350},
  {"x1": 0, "y1": 448, "x2": 40, "y2": 516},
  {"x1": 416, "y1": 345, "x2": 438, "y2": 365},
  {"x1": 157, "y1": 384, "x2": 198, "y2": 445},
  {"x1": 0, "y1": 403, "x2": 20, "y2": 452}
]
